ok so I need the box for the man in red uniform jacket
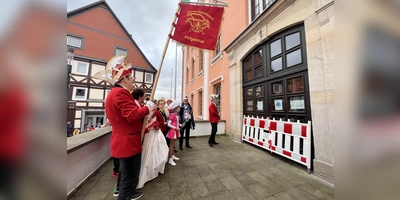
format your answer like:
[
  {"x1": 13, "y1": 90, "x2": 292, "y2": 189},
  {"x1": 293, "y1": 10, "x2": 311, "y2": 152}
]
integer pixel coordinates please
[
  {"x1": 102, "y1": 60, "x2": 154, "y2": 200},
  {"x1": 208, "y1": 94, "x2": 220, "y2": 147}
]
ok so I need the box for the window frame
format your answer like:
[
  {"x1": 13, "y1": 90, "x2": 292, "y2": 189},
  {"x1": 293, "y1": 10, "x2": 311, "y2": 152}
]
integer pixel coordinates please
[
  {"x1": 72, "y1": 87, "x2": 88, "y2": 101},
  {"x1": 214, "y1": 83, "x2": 221, "y2": 112},
  {"x1": 72, "y1": 61, "x2": 90, "y2": 76},
  {"x1": 199, "y1": 91, "x2": 203, "y2": 116},
  {"x1": 114, "y1": 47, "x2": 128, "y2": 56},
  {"x1": 144, "y1": 73, "x2": 153, "y2": 84},
  {"x1": 67, "y1": 35, "x2": 82, "y2": 48}
]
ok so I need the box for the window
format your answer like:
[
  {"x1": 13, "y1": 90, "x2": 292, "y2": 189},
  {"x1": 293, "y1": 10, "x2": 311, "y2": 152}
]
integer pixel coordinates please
[
  {"x1": 105, "y1": 90, "x2": 111, "y2": 101},
  {"x1": 250, "y1": 0, "x2": 260, "y2": 21},
  {"x1": 191, "y1": 58, "x2": 195, "y2": 80},
  {"x1": 145, "y1": 73, "x2": 153, "y2": 84},
  {"x1": 115, "y1": 47, "x2": 128, "y2": 56},
  {"x1": 215, "y1": 35, "x2": 221, "y2": 55},
  {"x1": 72, "y1": 87, "x2": 88, "y2": 101},
  {"x1": 243, "y1": 48, "x2": 264, "y2": 81},
  {"x1": 269, "y1": 31, "x2": 303, "y2": 73},
  {"x1": 67, "y1": 35, "x2": 82, "y2": 48},
  {"x1": 199, "y1": 91, "x2": 203, "y2": 116},
  {"x1": 191, "y1": 94, "x2": 194, "y2": 108},
  {"x1": 214, "y1": 84, "x2": 221, "y2": 112},
  {"x1": 199, "y1": 50, "x2": 204, "y2": 72},
  {"x1": 263, "y1": 0, "x2": 275, "y2": 10},
  {"x1": 186, "y1": 67, "x2": 189, "y2": 85},
  {"x1": 72, "y1": 61, "x2": 89, "y2": 75},
  {"x1": 242, "y1": 25, "x2": 309, "y2": 122}
]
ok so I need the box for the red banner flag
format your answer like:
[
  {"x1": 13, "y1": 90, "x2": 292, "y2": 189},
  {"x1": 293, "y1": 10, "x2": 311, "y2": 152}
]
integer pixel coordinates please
[{"x1": 170, "y1": 3, "x2": 224, "y2": 51}]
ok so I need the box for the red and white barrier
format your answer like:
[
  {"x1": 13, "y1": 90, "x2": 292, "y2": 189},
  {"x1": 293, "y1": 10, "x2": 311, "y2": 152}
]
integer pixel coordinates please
[{"x1": 242, "y1": 116, "x2": 312, "y2": 173}]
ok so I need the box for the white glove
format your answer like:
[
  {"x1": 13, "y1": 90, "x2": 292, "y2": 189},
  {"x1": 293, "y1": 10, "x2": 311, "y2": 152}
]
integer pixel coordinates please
[{"x1": 145, "y1": 101, "x2": 155, "y2": 118}]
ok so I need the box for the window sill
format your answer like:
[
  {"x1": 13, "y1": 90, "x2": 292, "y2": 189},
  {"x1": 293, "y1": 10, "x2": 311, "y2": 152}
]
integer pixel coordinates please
[
  {"x1": 197, "y1": 70, "x2": 204, "y2": 77},
  {"x1": 211, "y1": 53, "x2": 223, "y2": 66},
  {"x1": 197, "y1": 116, "x2": 203, "y2": 119},
  {"x1": 190, "y1": 79, "x2": 195, "y2": 84},
  {"x1": 186, "y1": 84, "x2": 189, "y2": 88}
]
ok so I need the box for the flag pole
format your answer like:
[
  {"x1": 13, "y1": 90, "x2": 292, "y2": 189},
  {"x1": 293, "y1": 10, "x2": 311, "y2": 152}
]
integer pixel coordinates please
[{"x1": 141, "y1": 4, "x2": 181, "y2": 142}]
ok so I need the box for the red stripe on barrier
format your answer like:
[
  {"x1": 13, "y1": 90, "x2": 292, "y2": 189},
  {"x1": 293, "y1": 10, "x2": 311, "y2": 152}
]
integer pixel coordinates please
[
  {"x1": 243, "y1": 136, "x2": 245, "y2": 139},
  {"x1": 250, "y1": 119, "x2": 255, "y2": 126},
  {"x1": 284, "y1": 123, "x2": 292, "y2": 134},
  {"x1": 283, "y1": 150, "x2": 291, "y2": 157},
  {"x1": 259, "y1": 120, "x2": 265, "y2": 128},
  {"x1": 258, "y1": 141, "x2": 263, "y2": 146},
  {"x1": 249, "y1": 138, "x2": 254, "y2": 142},
  {"x1": 270, "y1": 122, "x2": 277, "y2": 131},
  {"x1": 301, "y1": 157, "x2": 307, "y2": 163},
  {"x1": 244, "y1": 118, "x2": 247, "y2": 124},
  {"x1": 301, "y1": 126, "x2": 307, "y2": 137},
  {"x1": 270, "y1": 146, "x2": 276, "y2": 151}
]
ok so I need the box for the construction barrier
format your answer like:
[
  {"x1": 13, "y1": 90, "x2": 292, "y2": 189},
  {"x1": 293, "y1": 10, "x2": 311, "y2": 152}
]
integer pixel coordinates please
[{"x1": 242, "y1": 115, "x2": 312, "y2": 173}]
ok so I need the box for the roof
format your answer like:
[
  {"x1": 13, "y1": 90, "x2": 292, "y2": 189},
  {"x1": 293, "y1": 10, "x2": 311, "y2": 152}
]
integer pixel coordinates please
[{"x1": 67, "y1": 0, "x2": 157, "y2": 72}]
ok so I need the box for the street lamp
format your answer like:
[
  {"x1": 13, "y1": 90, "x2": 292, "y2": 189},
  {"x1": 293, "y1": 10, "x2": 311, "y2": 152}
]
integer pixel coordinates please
[{"x1": 67, "y1": 48, "x2": 74, "y2": 88}]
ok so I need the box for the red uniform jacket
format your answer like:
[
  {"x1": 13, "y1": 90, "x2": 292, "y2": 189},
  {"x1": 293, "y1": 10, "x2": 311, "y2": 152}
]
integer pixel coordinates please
[
  {"x1": 154, "y1": 108, "x2": 167, "y2": 133},
  {"x1": 105, "y1": 86, "x2": 149, "y2": 158},
  {"x1": 209, "y1": 102, "x2": 220, "y2": 123}
]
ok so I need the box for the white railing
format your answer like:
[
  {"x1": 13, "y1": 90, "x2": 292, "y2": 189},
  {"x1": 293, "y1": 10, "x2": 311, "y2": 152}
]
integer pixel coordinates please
[{"x1": 241, "y1": 115, "x2": 312, "y2": 173}]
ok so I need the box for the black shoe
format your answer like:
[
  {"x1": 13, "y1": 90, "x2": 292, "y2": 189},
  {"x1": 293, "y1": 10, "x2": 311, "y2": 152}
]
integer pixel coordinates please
[
  {"x1": 131, "y1": 191, "x2": 143, "y2": 200},
  {"x1": 185, "y1": 145, "x2": 193, "y2": 149},
  {"x1": 179, "y1": 146, "x2": 183, "y2": 151},
  {"x1": 212, "y1": 141, "x2": 219, "y2": 145},
  {"x1": 209, "y1": 143, "x2": 214, "y2": 148},
  {"x1": 174, "y1": 148, "x2": 178, "y2": 152}
]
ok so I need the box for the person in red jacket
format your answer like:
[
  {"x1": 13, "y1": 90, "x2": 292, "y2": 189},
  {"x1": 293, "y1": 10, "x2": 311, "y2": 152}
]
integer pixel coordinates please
[
  {"x1": 208, "y1": 94, "x2": 221, "y2": 147},
  {"x1": 94, "y1": 56, "x2": 154, "y2": 200}
]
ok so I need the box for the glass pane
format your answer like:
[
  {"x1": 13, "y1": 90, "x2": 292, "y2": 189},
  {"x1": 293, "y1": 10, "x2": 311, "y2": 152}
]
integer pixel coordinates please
[
  {"x1": 271, "y1": 57, "x2": 282, "y2": 72},
  {"x1": 246, "y1": 88, "x2": 253, "y2": 98},
  {"x1": 246, "y1": 101, "x2": 253, "y2": 111},
  {"x1": 272, "y1": 99, "x2": 284, "y2": 111},
  {"x1": 254, "y1": 66, "x2": 263, "y2": 77},
  {"x1": 255, "y1": 86, "x2": 263, "y2": 97},
  {"x1": 288, "y1": 115, "x2": 307, "y2": 123},
  {"x1": 271, "y1": 114, "x2": 285, "y2": 121},
  {"x1": 116, "y1": 48, "x2": 127, "y2": 56},
  {"x1": 244, "y1": 57, "x2": 252, "y2": 69},
  {"x1": 75, "y1": 89, "x2": 86, "y2": 99},
  {"x1": 287, "y1": 77, "x2": 304, "y2": 93},
  {"x1": 285, "y1": 32, "x2": 301, "y2": 50},
  {"x1": 286, "y1": 49, "x2": 302, "y2": 67},
  {"x1": 68, "y1": 36, "x2": 81, "y2": 47},
  {"x1": 77, "y1": 63, "x2": 87, "y2": 74},
  {"x1": 254, "y1": 49, "x2": 263, "y2": 64},
  {"x1": 288, "y1": 96, "x2": 305, "y2": 111},
  {"x1": 272, "y1": 81, "x2": 283, "y2": 95},
  {"x1": 245, "y1": 70, "x2": 253, "y2": 81},
  {"x1": 270, "y1": 39, "x2": 281, "y2": 57},
  {"x1": 256, "y1": 100, "x2": 264, "y2": 111}
]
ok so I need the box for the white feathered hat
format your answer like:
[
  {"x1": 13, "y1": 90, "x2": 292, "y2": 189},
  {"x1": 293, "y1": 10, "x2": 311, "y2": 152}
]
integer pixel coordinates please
[
  {"x1": 168, "y1": 100, "x2": 181, "y2": 111},
  {"x1": 210, "y1": 94, "x2": 219, "y2": 100}
]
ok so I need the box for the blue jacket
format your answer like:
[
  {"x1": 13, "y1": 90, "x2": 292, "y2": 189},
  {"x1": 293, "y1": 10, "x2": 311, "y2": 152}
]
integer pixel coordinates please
[{"x1": 179, "y1": 103, "x2": 195, "y2": 129}]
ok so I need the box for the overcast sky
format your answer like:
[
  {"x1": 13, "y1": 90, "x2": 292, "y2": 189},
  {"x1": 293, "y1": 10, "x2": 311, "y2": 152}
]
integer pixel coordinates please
[{"x1": 67, "y1": 0, "x2": 187, "y2": 100}]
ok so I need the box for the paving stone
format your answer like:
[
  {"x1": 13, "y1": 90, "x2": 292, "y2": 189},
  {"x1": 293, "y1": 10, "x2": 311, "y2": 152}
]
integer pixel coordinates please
[
  {"x1": 220, "y1": 176, "x2": 242, "y2": 190},
  {"x1": 246, "y1": 171, "x2": 268, "y2": 183},
  {"x1": 169, "y1": 175, "x2": 188, "y2": 189},
  {"x1": 229, "y1": 186, "x2": 256, "y2": 200},
  {"x1": 196, "y1": 164, "x2": 211, "y2": 173},
  {"x1": 75, "y1": 182, "x2": 96, "y2": 196},
  {"x1": 149, "y1": 181, "x2": 169, "y2": 194},
  {"x1": 261, "y1": 196, "x2": 278, "y2": 200},
  {"x1": 229, "y1": 168, "x2": 244, "y2": 176},
  {"x1": 188, "y1": 181, "x2": 210, "y2": 199},
  {"x1": 286, "y1": 187, "x2": 320, "y2": 200},
  {"x1": 214, "y1": 169, "x2": 233, "y2": 179},
  {"x1": 298, "y1": 182, "x2": 331, "y2": 199},
  {"x1": 204, "y1": 179, "x2": 227, "y2": 195},
  {"x1": 149, "y1": 190, "x2": 171, "y2": 200},
  {"x1": 200, "y1": 170, "x2": 218, "y2": 183},
  {"x1": 307, "y1": 179, "x2": 334, "y2": 194},
  {"x1": 244, "y1": 183, "x2": 271, "y2": 200},
  {"x1": 82, "y1": 190, "x2": 108, "y2": 200},
  {"x1": 70, "y1": 195, "x2": 85, "y2": 200},
  {"x1": 208, "y1": 191, "x2": 236, "y2": 200},
  {"x1": 235, "y1": 174, "x2": 256, "y2": 187},
  {"x1": 89, "y1": 179, "x2": 116, "y2": 193},
  {"x1": 273, "y1": 191, "x2": 295, "y2": 200},
  {"x1": 170, "y1": 186, "x2": 192, "y2": 200},
  {"x1": 183, "y1": 166, "x2": 199, "y2": 176}
]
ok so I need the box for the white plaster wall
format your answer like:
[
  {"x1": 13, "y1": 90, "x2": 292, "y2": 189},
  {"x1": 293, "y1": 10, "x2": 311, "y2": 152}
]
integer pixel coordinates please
[
  {"x1": 67, "y1": 133, "x2": 111, "y2": 195},
  {"x1": 135, "y1": 71, "x2": 143, "y2": 82},
  {"x1": 89, "y1": 88, "x2": 104, "y2": 100},
  {"x1": 190, "y1": 121, "x2": 226, "y2": 137}
]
